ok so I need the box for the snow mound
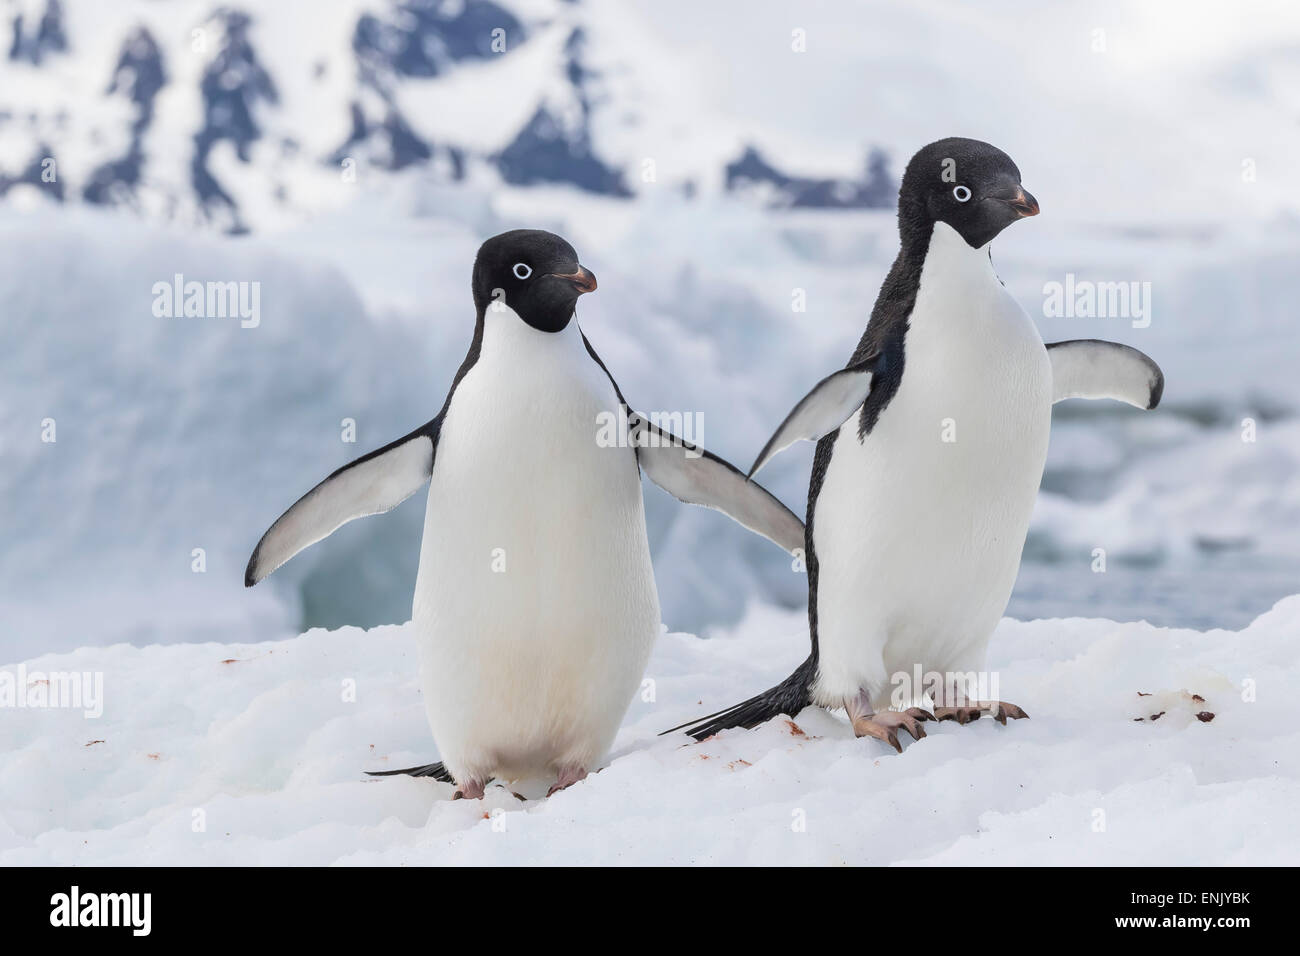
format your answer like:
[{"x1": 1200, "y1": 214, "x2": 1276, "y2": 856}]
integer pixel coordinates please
[{"x1": 2, "y1": 597, "x2": 1295, "y2": 865}]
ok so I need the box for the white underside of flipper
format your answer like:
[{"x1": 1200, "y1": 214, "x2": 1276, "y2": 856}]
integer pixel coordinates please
[
  {"x1": 810, "y1": 223, "x2": 1054, "y2": 709},
  {"x1": 413, "y1": 307, "x2": 658, "y2": 784},
  {"x1": 245, "y1": 431, "x2": 433, "y2": 586},
  {"x1": 746, "y1": 360, "x2": 876, "y2": 479},
  {"x1": 633, "y1": 416, "x2": 806, "y2": 555},
  {"x1": 1048, "y1": 339, "x2": 1163, "y2": 408}
]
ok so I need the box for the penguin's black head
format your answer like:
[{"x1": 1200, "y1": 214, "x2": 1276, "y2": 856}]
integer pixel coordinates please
[
  {"x1": 898, "y1": 138, "x2": 1039, "y2": 251},
  {"x1": 472, "y1": 229, "x2": 597, "y2": 333}
]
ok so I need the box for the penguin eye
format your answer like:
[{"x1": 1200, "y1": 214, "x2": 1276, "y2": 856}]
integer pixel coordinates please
[
  {"x1": 952, "y1": 185, "x2": 972, "y2": 203},
  {"x1": 512, "y1": 263, "x2": 533, "y2": 280}
]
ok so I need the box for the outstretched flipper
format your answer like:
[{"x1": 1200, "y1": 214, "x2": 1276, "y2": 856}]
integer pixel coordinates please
[
  {"x1": 631, "y1": 413, "x2": 805, "y2": 555},
  {"x1": 747, "y1": 354, "x2": 879, "y2": 477},
  {"x1": 1046, "y1": 339, "x2": 1163, "y2": 409},
  {"x1": 244, "y1": 419, "x2": 440, "y2": 587},
  {"x1": 579, "y1": 330, "x2": 805, "y2": 555}
]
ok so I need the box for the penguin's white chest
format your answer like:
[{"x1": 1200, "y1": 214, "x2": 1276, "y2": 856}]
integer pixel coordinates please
[
  {"x1": 812, "y1": 223, "x2": 1053, "y2": 706},
  {"x1": 411, "y1": 311, "x2": 659, "y2": 782}
]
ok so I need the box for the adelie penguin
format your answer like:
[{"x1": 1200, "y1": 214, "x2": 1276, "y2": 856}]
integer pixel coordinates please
[
  {"x1": 670, "y1": 138, "x2": 1164, "y2": 750},
  {"x1": 245, "y1": 229, "x2": 804, "y2": 798}
]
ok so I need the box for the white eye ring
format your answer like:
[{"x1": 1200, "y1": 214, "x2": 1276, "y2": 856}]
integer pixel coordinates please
[
  {"x1": 512, "y1": 262, "x2": 532, "y2": 280},
  {"x1": 953, "y1": 185, "x2": 972, "y2": 202}
]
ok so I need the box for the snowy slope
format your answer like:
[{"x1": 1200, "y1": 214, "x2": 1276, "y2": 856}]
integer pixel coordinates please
[{"x1": 1, "y1": 598, "x2": 1296, "y2": 865}]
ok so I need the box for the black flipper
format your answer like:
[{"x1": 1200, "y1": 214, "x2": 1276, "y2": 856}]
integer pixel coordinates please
[
  {"x1": 245, "y1": 418, "x2": 439, "y2": 587},
  {"x1": 661, "y1": 656, "x2": 817, "y2": 740},
  {"x1": 246, "y1": 301, "x2": 489, "y2": 589},
  {"x1": 631, "y1": 413, "x2": 805, "y2": 555},
  {"x1": 747, "y1": 354, "x2": 879, "y2": 478},
  {"x1": 365, "y1": 762, "x2": 455, "y2": 782},
  {"x1": 580, "y1": 330, "x2": 806, "y2": 555}
]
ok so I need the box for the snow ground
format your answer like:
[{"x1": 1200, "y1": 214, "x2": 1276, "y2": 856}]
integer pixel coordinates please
[{"x1": 2, "y1": 596, "x2": 1295, "y2": 866}]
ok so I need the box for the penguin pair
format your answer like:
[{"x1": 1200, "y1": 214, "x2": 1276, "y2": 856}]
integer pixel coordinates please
[
  {"x1": 248, "y1": 137, "x2": 1164, "y2": 796},
  {"x1": 673, "y1": 137, "x2": 1163, "y2": 749},
  {"x1": 246, "y1": 229, "x2": 805, "y2": 798}
]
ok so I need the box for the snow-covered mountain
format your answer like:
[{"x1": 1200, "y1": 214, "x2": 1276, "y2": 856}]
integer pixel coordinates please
[
  {"x1": 6, "y1": 0, "x2": 1300, "y2": 235},
  {"x1": 0, "y1": 0, "x2": 899, "y2": 233}
]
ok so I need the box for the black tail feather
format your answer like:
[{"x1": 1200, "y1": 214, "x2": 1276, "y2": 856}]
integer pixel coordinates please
[
  {"x1": 661, "y1": 656, "x2": 817, "y2": 741},
  {"x1": 365, "y1": 761, "x2": 455, "y2": 783}
]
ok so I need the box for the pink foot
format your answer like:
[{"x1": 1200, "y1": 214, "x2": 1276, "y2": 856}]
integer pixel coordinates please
[
  {"x1": 934, "y1": 700, "x2": 1029, "y2": 726},
  {"x1": 845, "y1": 690, "x2": 932, "y2": 753},
  {"x1": 546, "y1": 765, "x2": 588, "y2": 797},
  {"x1": 453, "y1": 778, "x2": 487, "y2": 800}
]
